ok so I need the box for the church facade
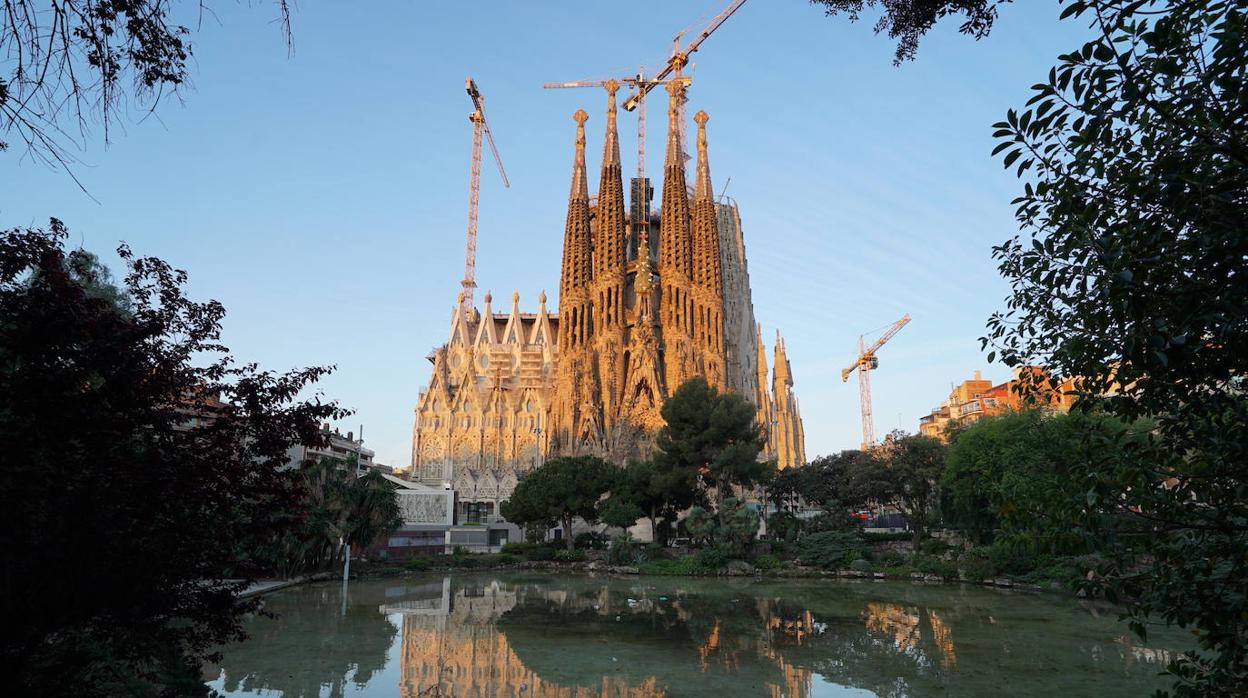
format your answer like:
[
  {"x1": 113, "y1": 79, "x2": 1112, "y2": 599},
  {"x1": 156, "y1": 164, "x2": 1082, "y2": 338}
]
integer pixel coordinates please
[{"x1": 410, "y1": 81, "x2": 804, "y2": 518}]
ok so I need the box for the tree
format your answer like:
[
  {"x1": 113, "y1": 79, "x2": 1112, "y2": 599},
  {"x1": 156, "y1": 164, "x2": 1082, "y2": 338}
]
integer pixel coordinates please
[
  {"x1": 0, "y1": 221, "x2": 342, "y2": 695},
  {"x1": 822, "y1": 2, "x2": 1247, "y2": 693},
  {"x1": 942, "y1": 410, "x2": 1137, "y2": 545},
  {"x1": 500, "y1": 456, "x2": 617, "y2": 551},
  {"x1": 655, "y1": 377, "x2": 770, "y2": 504},
  {"x1": 865, "y1": 432, "x2": 946, "y2": 548},
  {"x1": 2, "y1": 0, "x2": 293, "y2": 179},
  {"x1": 287, "y1": 458, "x2": 403, "y2": 573},
  {"x1": 979, "y1": 3, "x2": 1248, "y2": 695},
  {"x1": 768, "y1": 451, "x2": 871, "y2": 521},
  {"x1": 810, "y1": 0, "x2": 1003, "y2": 63}
]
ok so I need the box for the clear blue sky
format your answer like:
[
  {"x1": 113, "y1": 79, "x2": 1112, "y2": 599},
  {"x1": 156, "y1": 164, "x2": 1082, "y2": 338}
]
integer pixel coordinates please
[{"x1": 2, "y1": 2, "x2": 1091, "y2": 466}]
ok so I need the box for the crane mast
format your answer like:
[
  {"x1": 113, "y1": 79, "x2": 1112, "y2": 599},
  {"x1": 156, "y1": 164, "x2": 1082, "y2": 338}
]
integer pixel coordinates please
[
  {"x1": 842, "y1": 314, "x2": 911, "y2": 450},
  {"x1": 462, "y1": 78, "x2": 509, "y2": 313}
]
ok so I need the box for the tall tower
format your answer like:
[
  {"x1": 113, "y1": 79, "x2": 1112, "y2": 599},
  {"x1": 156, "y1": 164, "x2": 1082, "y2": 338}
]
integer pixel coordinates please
[
  {"x1": 755, "y1": 323, "x2": 774, "y2": 457},
  {"x1": 772, "y1": 330, "x2": 807, "y2": 468},
  {"x1": 593, "y1": 81, "x2": 629, "y2": 438},
  {"x1": 690, "y1": 109, "x2": 726, "y2": 390},
  {"x1": 658, "y1": 81, "x2": 694, "y2": 393},
  {"x1": 553, "y1": 109, "x2": 601, "y2": 451}
]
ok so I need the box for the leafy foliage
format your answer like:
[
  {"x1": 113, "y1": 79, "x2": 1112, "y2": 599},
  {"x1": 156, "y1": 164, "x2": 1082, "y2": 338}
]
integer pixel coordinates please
[
  {"x1": 978, "y1": 2, "x2": 1248, "y2": 695},
  {"x1": 0, "y1": 221, "x2": 342, "y2": 695},
  {"x1": 864, "y1": 432, "x2": 947, "y2": 548},
  {"x1": 500, "y1": 456, "x2": 617, "y2": 550},
  {"x1": 810, "y1": 0, "x2": 1004, "y2": 63},
  {"x1": 656, "y1": 377, "x2": 770, "y2": 502},
  {"x1": 277, "y1": 458, "x2": 403, "y2": 576},
  {"x1": 1, "y1": 0, "x2": 292, "y2": 174},
  {"x1": 798, "y1": 531, "x2": 867, "y2": 569}
]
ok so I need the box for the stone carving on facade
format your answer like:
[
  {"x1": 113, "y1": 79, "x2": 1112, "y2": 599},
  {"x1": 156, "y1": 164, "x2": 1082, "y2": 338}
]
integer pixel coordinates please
[{"x1": 397, "y1": 491, "x2": 451, "y2": 526}]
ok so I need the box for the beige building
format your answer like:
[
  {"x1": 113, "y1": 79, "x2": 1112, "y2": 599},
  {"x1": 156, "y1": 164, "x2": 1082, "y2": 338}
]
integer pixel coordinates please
[{"x1": 411, "y1": 82, "x2": 806, "y2": 513}]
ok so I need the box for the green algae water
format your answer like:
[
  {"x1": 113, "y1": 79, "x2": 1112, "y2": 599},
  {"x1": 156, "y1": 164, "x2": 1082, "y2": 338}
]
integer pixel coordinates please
[{"x1": 205, "y1": 573, "x2": 1183, "y2": 697}]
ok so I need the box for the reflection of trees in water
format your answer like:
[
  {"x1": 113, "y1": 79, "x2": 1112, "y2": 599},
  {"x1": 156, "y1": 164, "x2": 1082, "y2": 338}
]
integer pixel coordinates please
[
  {"x1": 214, "y1": 576, "x2": 1183, "y2": 698},
  {"x1": 214, "y1": 585, "x2": 396, "y2": 698}
]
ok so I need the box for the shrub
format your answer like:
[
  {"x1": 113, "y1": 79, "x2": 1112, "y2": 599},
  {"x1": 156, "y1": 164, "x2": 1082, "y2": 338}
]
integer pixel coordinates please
[
  {"x1": 493, "y1": 553, "x2": 519, "y2": 565},
  {"x1": 403, "y1": 555, "x2": 432, "y2": 572},
  {"x1": 958, "y1": 548, "x2": 995, "y2": 581},
  {"x1": 915, "y1": 556, "x2": 959, "y2": 580},
  {"x1": 874, "y1": 550, "x2": 909, "y2": 567},
  {"x1": 607, "y1": 536, "x2": 638, "y2": 566},
  {"x1": 501, "y1": 542, "x2": 535, "y2": 556},
  {"x1": 527, "y1": 546, "x2": 557, "y2": 562},
  {"x1": 697, "y1": 546, "x2": 732, "y2": 569},
  {"x1": 988, "y1": 542, "x2": 1045, "y2": 577},
  {"x1": 752, "y1": 553, "x2": 781, "y2": 570},
  {"x1": 849, "y1": 558, "x2": 873, "y2": 573},
  {"x1": 641, "y1": 543, "x2": 665, "y2": 563},
  {"x1": 798, "y1": 531, "x2": 866, "y2": 569},
  {"x1": 575, "y1": 531, "x2": 609, "y2": 550},
  {"x1": 860, "y1": 531, "x2": 911, "y2": 543},
  {"x1": 553, "y1": 549, "x2": 586, "y2": 563},
  {"x1": 639, "y1": 556, "x2": 707, "y2": 576},
  {"x1": 921, "y1": 538, "x2": 951, "y2": 556}
]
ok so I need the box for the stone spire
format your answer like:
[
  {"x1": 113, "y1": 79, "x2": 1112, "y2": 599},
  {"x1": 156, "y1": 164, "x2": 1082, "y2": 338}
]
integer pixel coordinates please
[
  {"x1": 771, "y1": 329, "x2": 805, "y2": 469},
  {"x1": 658, "y1": 81, "x2": 694, "y2": 392},
  {"x1": 558, "y1": 109, "x2": 593, "y2": 352},
  {"x1": 690, "y1": 109, "x2": 726, "y2": 389},
  {"x1": 592, "y1": 81, "x2": 629, "y2": 434},
  {"x1": 593, "y1": 82, "x2": 628, "y2": 336},
  {"x1": 658, "y1": 81, "x2": 693, "y2": 281}
]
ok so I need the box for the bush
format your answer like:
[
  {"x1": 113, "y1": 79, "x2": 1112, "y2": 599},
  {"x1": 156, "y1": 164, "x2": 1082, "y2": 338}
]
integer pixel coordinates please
[
  {"x1": 501, "y1": 542, "x2": 535, "y2": 556},
  {"x1": 493, "y1": 553, "x2": 519, "y2": 565},
  {"x1": 849, "y1": 558, "x2": 873, "y2": 573},
  {"x1": 752, "y1": 553, "x2": 781, "y2": 570},
  {"x1": 874, "y1": 550, "x2": 909, "y2": 567},
  {"x1": 553, "y1": 549, "x2": 586, "y2": 563},
  {"x1": 697, "y1": 546, "x2": 733, "y2": 569},
  {"x1": 798, "y1": 531, "x2": 866, "y2": 569},
  {"x1": 403, "y1": 555, "x2": 432, "y2": 572},
  {"x1": 958, "y1": 548, "x2": 996, "y2": 581},
  {"x1": 641, "y1": 542, "x2": 665, "y2": 563},
  {"x1": 575, "y1": 531, "x2": 609, "y2": 550},
  {"x1": 639, "y1": 555, "x2": 707, "y2": 576},
  {"x1": 921, "y1": 538, "x2": 951, "y2": 556},
  {"x1": 527, "y1": 546, "x2": 557, "y2": 562},
  {"x1": 860, "y1": 531, "x2": 912, "y2": 543},
  {"x1": 607, "y1": 536, "x2": 638, "y2": 566},
  {"x1": 915, "y1": 556, "x2": 959, "y2": 580}
]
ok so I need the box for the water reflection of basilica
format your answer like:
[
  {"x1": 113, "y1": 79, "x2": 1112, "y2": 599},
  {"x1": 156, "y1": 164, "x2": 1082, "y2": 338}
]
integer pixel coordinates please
[
  {"x1": 393, "y1": 580, "x2": 666, "y2": 697},
  {"x1": 211, "y1": 575, "x2": 1185, "y2": 698},
  {"x1": 384, "y1": 578, "x2": 968, "y2": 698}
]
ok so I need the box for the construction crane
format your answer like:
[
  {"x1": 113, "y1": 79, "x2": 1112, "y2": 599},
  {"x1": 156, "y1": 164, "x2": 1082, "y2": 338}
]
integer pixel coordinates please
[
  {"x1": 461, "y1": 77, "x2": 509, "y2": 313},
  {"x1": 542, "y1": 73, "x2": 690, "y2": 187},
  {"x1": 842, "y1": 314, "x2": 911, "y2": 450},
  {"x1": 620, "y1": 0, "x2": 749, "y2": 114}
]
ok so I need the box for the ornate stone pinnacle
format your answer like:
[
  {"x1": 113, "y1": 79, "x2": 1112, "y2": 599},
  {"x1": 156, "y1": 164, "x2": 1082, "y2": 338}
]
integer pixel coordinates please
[
  {"x1": 484, "y1": 290, "x2": 492, "y2": 304},
  {"x1": 604, "y1": 79, "x2": 619, "y2": 95},
  {"x1": 512, "y1": 290, "x2": 520, "y2": 303},
  {"x1": 573, "y1": 109, "x2": 588, "y2": 125},
  {"x1": 539, "y1": 290, "x2": 547, "y2": 305},
  {"x1": 694, "y1": 110, "x2": 709, "y2": 126}
]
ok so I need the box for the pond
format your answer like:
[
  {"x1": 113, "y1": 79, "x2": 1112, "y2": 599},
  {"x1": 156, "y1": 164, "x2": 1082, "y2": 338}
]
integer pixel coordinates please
[{"x1": 205, "y1": 572, "x2": 1183, "y2": 697}]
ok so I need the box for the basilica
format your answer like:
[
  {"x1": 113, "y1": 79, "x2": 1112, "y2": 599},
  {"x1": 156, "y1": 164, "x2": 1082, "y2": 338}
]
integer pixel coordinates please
[{"x1": 410, "y1": 81, "x2": 804, "y2": 517}]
